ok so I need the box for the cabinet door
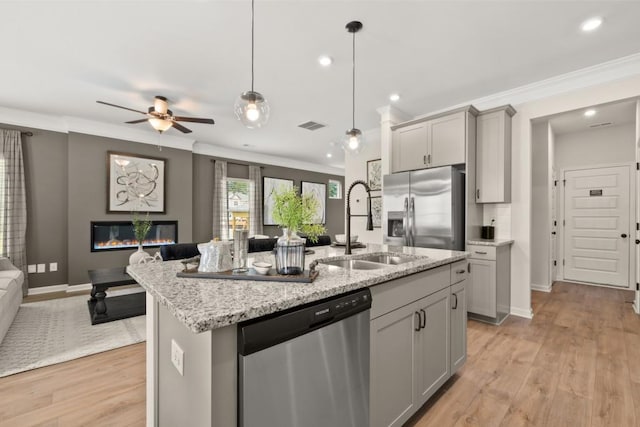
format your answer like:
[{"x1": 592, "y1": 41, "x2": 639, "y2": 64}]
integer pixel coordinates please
[
  {"x1": 476, "y1": 110, "x2": 509, "y2": 203},
  {"x1": 392, "y1": 122, "x2": 428, "y2": 173},
  {"x1": 429, "y1": 112, "x2": 466, "y2": 167},
  {"x1": 414, "y1": 288, "x2": 450, "y2": 407},
  {"x1": 370, "y1": 302, "x2": 420, "y2": 427},
  {"x1": 450, "y1": 279, "x2": 467, "y2": 374},
  {"x1": 468, "y1": 259, "x2": 497, "y2": 317}
]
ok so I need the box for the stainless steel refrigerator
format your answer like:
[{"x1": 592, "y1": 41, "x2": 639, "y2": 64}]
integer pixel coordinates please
[{"x1": 383, "y1": 166, "x2": 465, "y2": 250}]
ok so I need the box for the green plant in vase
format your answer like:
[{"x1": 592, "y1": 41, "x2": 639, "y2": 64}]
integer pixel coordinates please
[
  {"x1": 272, "y1": 187, "x2": 326, "y2": 243},
  {"x1": 132, "y1": 212, "x2": 153, "y2": 246}
]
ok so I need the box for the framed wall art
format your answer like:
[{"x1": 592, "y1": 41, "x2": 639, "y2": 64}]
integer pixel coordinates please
[
  {"x1": 108, "y1": 151, "x2": 166, "y2": 213},
  {"x1": 263, "y1": 177, "x2": 294, "y2": 225},
  {"x1": 370, "y1": 196, "x2": 382, "y2": 228},
  {"x1": 301, "y1": 181, "x2": 326, "y2": 224},
  {"x1": 328, "y1": 179, "x2": 342, "y2": 200},
  {"x1": 367, "y1": 158, "x2": 382, "y2": 191}
]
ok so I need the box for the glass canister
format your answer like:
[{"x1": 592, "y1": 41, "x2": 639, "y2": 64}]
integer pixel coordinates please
[
  {"x1": 233, "y1": 229, "x2": 249, "y2": 273},
  {"x1": 274, "y1": 229, "x2": 306, "y2": 275}
]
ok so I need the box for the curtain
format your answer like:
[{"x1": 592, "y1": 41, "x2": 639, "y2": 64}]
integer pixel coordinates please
[
  {"x1": 0, "y1": 129, "x2": 28, "y2": 295},
  {"x1": 212, "y1": 160, "x2": 228, "y2": 240},
  {"x1": 248, "y1": 165, "x2": 263, "y2": 236}
]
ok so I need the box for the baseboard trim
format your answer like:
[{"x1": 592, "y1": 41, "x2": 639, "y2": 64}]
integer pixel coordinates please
[
  {"x1": 510, "y1": 306, "x2": 534, "y2": 319},
  {"x1": 28, "y1": 283, "x2": 93, "y2": 296},
  {"x1": 531, "y1": 282, "x2": 553, "y2": 293}
]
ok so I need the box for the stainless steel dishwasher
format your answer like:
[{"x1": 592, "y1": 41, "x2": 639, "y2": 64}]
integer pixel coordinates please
[{"x1": 238, "y1": 288, "x2": 371, "y2": 427}]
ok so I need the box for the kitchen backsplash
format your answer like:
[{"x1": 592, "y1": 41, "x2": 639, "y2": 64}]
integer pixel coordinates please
[{"x1": 482, "y1": 204, "x2": 511, "y2": 239}]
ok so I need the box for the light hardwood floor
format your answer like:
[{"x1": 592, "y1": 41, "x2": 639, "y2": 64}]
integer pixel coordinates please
[{"x1": 1, "y1": 281, "x2": 638, "y2": 426}]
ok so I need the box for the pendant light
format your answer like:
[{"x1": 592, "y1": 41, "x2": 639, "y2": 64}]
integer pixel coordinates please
[
  {"x1": 234, "y1": 0, "x2": 270, "y2": 128},
  {"x1": 343, "y1": 21, "x2": 364, "y2": 153}
]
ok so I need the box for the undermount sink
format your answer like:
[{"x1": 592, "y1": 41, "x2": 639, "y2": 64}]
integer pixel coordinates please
[
  {"x1": 357, "y1": 253, "x2": 418, "y2": 265},
  {"x1": 321, "y1": 259, "x2": 388, "y2": 270}
]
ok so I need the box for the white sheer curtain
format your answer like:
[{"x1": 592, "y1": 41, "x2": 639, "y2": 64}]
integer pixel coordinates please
[
  {"x1": 212, "y1": 160, "x2": 228, "y2": 240},
  {"x1": 0, "y1": 129, "x2": 27, "y2": 295},
  {"x1": 248, "y1": 165, "x2": 263, "y2": 236}
]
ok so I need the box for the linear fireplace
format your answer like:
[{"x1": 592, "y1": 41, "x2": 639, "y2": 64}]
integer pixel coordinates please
[{"x1": 91, "y1": 220, "x2": 178, "y2": 252}]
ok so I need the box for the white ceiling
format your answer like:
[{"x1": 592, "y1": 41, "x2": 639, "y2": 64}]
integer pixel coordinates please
[
  {"x1": 549, "y1": 99, "x2": 637, "y2": 135},
  {"x1": 2, "y1": 1, "x2": 640, "y2": 170}
]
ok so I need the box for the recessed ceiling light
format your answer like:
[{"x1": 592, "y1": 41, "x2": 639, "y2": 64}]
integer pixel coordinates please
[
  {"x1": 581, "y1": 17, "x2": 602, "y2": 32},
  {"x1": 318, "y1": 56, "x2": 333, "y2": 67},
  {"x1": 389, "y1": 93, "x2": 400, "y2": 102},
  {"x1": 326, "y1": 152, "x2": 333, "y2": 158},
  {"x1": 584, "y1": 109, "x2": 596, "y2": 117}
]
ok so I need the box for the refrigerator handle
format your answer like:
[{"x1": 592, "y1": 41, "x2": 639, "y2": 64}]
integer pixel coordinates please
[
  {"x1": 403, "y1": 197, "x2": 409, "y2": 246},
  {"x1": 410, "y1": 197, "x2": 416, "y2": 247}
]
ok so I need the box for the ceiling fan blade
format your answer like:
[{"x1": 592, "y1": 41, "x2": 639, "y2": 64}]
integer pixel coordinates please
[
  {"x1": 125, "y1": 119, "x2": 149, "y2": 124},
  {"x1": 96, "y1": 100, "x2": 147, "y2": 115},
  {"x1": 173, "y1": 116, "x2": 215, "y2": 125},
  {"x1": 171, "y1": 121, "x2": 193, "y2": 134}
]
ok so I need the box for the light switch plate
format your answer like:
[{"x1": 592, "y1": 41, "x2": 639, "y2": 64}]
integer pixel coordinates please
[
  {"x1": 171, "y1": 339, "x2": 184, "y2": 376},
  {"x1": 49, "y1": 262, "x2": 58, "y2": 272},
  {"x1": 28, "y1": 264, "x2": 37, "y2": 273},
  {"x1": 37, "y1": 264, "x2": 46, "y2": 273}
]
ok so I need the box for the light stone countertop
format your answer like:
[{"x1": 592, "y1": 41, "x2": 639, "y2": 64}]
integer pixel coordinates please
[
  {"x1": 467, "y1": 239, "x2": 514, "y2": 247},
  {"x1": 127, "y1": 243, "x2": 469, "y2": 334}
]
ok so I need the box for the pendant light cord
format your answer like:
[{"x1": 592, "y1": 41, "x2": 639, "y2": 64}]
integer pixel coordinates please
[
  {"x1": 251, "y1": 0, "x2": 255, "y2": 92},
  {"x1": 352, "y1": 29, "x2": 356, "y2": 129}
]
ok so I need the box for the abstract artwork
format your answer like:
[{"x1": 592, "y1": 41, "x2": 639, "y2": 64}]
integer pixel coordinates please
[
  {"x1": 263, "y1": 177, "x2": 294, "y2": 225},
  {"x1": 370, "y1": 196, "x2": 382, "y2": 228},
  {"x1": 328, "y1": 179, "x2": 342, "y2": 199},
  {"x1": 302, "y1": 181, "x2": 326, "y2": 224},
  {"x1": 367, "y1": 158, "x2": 382, "y2": 191},
  {"x1": 108, "y1": 152, "x2": 166, "y2": 213}
]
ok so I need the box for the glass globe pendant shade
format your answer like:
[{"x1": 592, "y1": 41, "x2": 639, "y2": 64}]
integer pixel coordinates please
[
  {"x1": 234, "y1": 91, "x2": 270, "y2": 129},
  {"x1": 342, "y1": 128, "x2": 364, "y2": 154},
  {"x1": 148, "y1": 118, "x2": 173, "y2": 133}
]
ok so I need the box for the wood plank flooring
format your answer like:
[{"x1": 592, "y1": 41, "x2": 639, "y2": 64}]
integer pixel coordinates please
[{"x1": 0, "y1": 281, "x2": 638, "y2": 426}]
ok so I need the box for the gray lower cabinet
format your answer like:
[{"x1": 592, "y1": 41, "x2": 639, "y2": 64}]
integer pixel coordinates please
[
  {"x1": 468, "y1": 259, "x2": 496, "y2": 317},
  {"x1": 369, "y1": 262, "x2": 467, "y2": 427},
  {"x1": 467, "y1": 244, "x2": 511, "y2": 324}
]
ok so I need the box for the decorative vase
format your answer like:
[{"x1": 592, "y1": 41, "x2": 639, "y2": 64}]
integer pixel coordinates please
[
  {"x1": 129, "y1": 245, "x2": 149, "y2": 265},
  {"x1": 274, "y1": 228, "x2": 306, "y2": 275},
  {"x1": 198, "y1": 241, "x2": 233, "y2": 272}
]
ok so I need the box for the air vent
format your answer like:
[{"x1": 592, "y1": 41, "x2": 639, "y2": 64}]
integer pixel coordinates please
[
  {"x1": 298, "y1": 121, "x2": 326, "y2": 131},
  {"x1": 589, "y1": 122, "x2": 613, "y2": 128}
]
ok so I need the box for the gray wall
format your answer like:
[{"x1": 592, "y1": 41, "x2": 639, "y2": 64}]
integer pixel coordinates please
[
  {"x1": 66, "y1": 133, "x2": 193, "y2": 285},
  {"x1": 192, "y1": 153, "x2": 345, "y2": 243},
  {"x1": 5, "y1": 124, "x2": 69, "y2": 288}
]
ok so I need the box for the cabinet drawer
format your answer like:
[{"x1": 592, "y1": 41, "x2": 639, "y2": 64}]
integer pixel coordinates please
[
  {"x1": 467, "y1": 245, "x2": 496, "y2": 260},
  {"x1": 450, "y1": 260, "x2": 469, "y2": 284}
]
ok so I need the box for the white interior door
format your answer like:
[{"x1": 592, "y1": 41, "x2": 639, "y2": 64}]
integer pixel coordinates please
[
  {"x1": 550, "y1": 169, "x2": 558, "y2": 283},
  {"x1": 563, "y1": 165, "x2": 631, "y2": 288}
]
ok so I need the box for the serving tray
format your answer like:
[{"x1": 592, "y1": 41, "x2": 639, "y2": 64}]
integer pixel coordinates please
[{"x1": 177, "y1": 267, "x2": 319, "y2": 283}]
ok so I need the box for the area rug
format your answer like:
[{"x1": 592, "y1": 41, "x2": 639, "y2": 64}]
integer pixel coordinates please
[{"x1": 0, "y1": 289, "x2": 146, "y2": 377}]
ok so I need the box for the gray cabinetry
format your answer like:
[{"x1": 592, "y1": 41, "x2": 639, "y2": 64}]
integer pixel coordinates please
[
  {"x1": 467, "y1": 244, "x2": 511, "y2": 324},
  {"x1": 476, "y1": 105, "x2": 516, "y2": 203},
  {"x1": 391, "y1": 122, "x2": 428, "y2": 173},
  {"x1": 450, "y1": 278, "x2": 467, "y2": 374},
  {"x1": 429, "y1": 111, "x2": 466, "y2": 168}
]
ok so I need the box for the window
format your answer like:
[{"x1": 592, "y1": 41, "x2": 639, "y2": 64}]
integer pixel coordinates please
[
  {"x1": 328, "y1": 179, "x2": 342, "y2": 199},
  {"x1": 227, "y1": 178, "x2": 250, "y2": 236}
]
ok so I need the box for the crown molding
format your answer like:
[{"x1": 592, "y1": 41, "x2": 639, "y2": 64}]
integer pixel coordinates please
[
  {"x1": 193, "y1": 142, "x2": 345, "y2": 176},
  {"x1": 0, "y1": 106, "x2": 68, "y2": 133},
  {"x1": 409, "y1": 52, "x2": 640, "y2": 120}
]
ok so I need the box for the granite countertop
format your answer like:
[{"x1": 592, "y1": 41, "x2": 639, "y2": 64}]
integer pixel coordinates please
[
  {"x1": 467, "y1": 239, "x2": 514, "y2": 247},
  {"x1": 127, "y1": 243, "x2": 469, "y2": 334}
]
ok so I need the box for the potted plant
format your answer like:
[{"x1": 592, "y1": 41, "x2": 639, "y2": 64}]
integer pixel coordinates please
[
  {"x1": 130, "y1": 212, "x2": 153, "y2": 265},
  {"x1": 272, "y1": 187, "x2": 326, "y2": 274}
]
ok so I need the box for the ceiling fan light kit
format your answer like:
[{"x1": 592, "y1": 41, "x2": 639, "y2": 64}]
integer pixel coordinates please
[
  {"x1": 342, "y1": 20, "x2": 364, "y2": 154},
  {"x1": 235, "y1": 0, "x2": 270, "y2": 129}
]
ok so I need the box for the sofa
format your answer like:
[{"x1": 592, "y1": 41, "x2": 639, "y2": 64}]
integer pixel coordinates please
[{"x1": 0, "y1": 258, "x2": 24, "y2": 345}]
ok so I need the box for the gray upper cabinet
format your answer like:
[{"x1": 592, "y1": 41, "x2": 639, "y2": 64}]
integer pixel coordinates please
[
  {"x1": 391, "y1": 108, "x2": 476, "y2": 173},
  {"x1": 475, "y1": 105, "x2": 516, "y2": 203}
]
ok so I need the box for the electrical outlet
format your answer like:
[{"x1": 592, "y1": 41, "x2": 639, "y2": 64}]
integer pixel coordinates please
[
  {"x1": 49, "y1": 262, "x2": 58, "y2": 272},
  {"x1": 37, "y1": 264, "x2": 46, "y2": 273},
  {"x1": 171, "y1": 339, "x2": 184, "y2": 376},
  {"x1": 28, "y1": 264, "x2": 36, "y2": 273}
]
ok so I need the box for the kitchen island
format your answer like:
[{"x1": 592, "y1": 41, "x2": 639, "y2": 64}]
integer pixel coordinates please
[{"x1": 128, "y1": 243, "x2": 469, "y2": 427}]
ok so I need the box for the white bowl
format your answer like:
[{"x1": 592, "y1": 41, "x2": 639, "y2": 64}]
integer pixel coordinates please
[
  {"x1": 335, "y1": 234, "x2": 358, "y2": 244},
  {"x1": 253, "y1": 262, "x2": 272, "y2": 275}
]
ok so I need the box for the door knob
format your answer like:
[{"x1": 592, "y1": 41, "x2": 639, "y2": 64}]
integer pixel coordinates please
[
  {"x1": 551, "y1": 232, "x2": 556, "y2": 235},
  {"x1": 621, "y1": 233, "x2": 628, "y2": 238}
]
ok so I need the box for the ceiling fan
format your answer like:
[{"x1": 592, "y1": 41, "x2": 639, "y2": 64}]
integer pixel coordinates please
[{"x1": 96, "y1": 96, "x2": 215, "y2": 134}]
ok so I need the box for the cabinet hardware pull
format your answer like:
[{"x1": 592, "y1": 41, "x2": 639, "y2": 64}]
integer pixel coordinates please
[
  {"x1": 419, "y1": 309, "x2": 426, "y2": 329},
  {"x1": 467, "y1": 263, "x2": 471, "y2": 273},
  {"x1": 423, "y1": 155, "x2": 427, "y2": 165},
  {"x1": 427, "y1": 154, "x2": 431, "y2": 164},
  {"x1": 475, "y1": 251, "x2": 488, "y2": 255},
  {"x1": 456, "y1": 269, "x2": 465, "y2": 274},
  {"x1": 476, "y1": 189, "x2": 480, "y2": 199},
  {"x1": 414, "y1": 312, "x2": 421, "y2": 332},
  {"x1": 452, "y1": 293, "x2": 458, "y2": 310}
]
